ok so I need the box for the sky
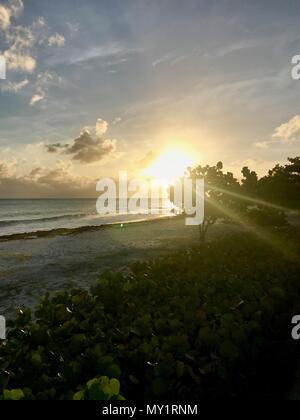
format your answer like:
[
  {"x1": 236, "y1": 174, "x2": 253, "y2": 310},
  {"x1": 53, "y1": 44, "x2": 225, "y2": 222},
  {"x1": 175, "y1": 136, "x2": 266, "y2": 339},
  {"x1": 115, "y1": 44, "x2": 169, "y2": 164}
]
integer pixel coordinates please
[{"x1": 0, "y1": 0, "x2": 300, "y2": 197}]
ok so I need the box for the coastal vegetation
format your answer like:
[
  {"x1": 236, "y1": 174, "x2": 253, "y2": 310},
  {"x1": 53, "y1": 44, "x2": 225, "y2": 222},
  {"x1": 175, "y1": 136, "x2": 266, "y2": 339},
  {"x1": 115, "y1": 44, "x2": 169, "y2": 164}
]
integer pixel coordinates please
[
  {"x1": 170, "y1": 157, "x2": 300, "y2": 241},
  {"x1": 1, "y1": 228, "x2": 299, "y2": 400}
]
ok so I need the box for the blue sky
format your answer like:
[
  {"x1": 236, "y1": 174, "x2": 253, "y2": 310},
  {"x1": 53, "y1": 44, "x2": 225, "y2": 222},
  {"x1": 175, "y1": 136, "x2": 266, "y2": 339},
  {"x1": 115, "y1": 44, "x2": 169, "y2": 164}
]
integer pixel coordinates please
[{"x1": 0, "y1": 0, "x2": 300, "y2": 197}]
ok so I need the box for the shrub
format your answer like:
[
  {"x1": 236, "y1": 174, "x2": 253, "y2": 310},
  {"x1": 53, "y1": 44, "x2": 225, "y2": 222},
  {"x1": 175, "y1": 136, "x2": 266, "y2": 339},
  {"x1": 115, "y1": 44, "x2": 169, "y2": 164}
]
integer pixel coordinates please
[
  {"x1": 246, "y1": 207, "x2": 287, "y2": 226},
  {"x1": 0, "y1": 229, "x2": 300, "y2": 400}
]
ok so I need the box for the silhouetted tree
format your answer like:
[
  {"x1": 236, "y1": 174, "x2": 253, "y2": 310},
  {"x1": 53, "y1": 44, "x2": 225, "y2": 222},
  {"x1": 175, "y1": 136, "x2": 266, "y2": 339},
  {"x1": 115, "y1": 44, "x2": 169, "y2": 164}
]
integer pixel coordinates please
[
  {"x1": 170, "y1": 162, "x2": 244, "y2": 242},
  {"x1": 169, "y1": 157, "x2": 300, "y2": 242},
  {"x1": 257, "y1": 157, "x2": 300, "y2": 209},
  {"x1": 241, "y1": 166, "x2": 258, "y2": 197}
]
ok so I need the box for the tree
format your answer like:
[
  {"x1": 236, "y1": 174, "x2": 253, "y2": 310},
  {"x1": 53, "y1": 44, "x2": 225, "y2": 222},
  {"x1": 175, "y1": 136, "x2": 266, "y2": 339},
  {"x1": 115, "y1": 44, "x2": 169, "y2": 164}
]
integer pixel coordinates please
[
  {"x1": 170, "y1": 162, "x2": 244, "y2": 242},
  {"x1": 241, "y1": 166, "x2": 258, "y2": 197},
  {"x1": 257, "y1": 157, "x2": 300, "y2": 209}
]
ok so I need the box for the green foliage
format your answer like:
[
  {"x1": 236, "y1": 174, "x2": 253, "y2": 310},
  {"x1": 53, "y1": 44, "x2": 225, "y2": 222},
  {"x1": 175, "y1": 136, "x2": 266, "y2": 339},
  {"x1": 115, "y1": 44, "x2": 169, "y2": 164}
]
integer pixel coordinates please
[
  {"x1": 246, "y1": 207, "x2": 287, "y2": 226},
  {"x1": 0, "y1": 230, "x2": 300, "y2": 400},
  {"x1": 2, "y1": 389, "x2": 24, "y2": 400},
  {"x1": 72, "y1": 377, "x2": 123, "y2": 400}
]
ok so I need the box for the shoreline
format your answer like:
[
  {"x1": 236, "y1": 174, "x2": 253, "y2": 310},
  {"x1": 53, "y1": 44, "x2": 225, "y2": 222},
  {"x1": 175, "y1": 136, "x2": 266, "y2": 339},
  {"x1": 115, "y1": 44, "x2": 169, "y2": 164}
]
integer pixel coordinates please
[
  {"x1": 0, "y1": 217, "x2": 245, "y2": 318},
  {"x1": 0, "y1": 214, "x2": 178, "y2": 242}
]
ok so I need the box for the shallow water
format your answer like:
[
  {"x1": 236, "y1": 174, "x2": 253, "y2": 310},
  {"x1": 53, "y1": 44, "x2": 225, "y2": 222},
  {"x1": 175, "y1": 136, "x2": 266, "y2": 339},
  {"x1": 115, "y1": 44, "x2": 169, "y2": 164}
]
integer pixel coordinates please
[{"x1": 0, "y1": 199, "x2": 173, "y2": 236}]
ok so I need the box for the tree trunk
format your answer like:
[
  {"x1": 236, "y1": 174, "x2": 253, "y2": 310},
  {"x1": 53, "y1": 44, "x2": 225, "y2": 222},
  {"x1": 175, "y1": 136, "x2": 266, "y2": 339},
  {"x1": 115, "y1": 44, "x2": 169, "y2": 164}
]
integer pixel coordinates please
[
  {"x1": 199, "y1": 218, "x2": 216, "y2": 243},
  {"x1": 199, "y1": 222, "x2": 208, "y2": 243}
]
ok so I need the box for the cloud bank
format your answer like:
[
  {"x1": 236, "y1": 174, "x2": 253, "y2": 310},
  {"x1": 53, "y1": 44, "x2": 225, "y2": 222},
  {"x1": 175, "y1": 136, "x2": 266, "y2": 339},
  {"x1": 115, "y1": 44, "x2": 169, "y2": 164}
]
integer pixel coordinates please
[{"x1": 0, "y1": 160, "x2": 95, "y2": 198}]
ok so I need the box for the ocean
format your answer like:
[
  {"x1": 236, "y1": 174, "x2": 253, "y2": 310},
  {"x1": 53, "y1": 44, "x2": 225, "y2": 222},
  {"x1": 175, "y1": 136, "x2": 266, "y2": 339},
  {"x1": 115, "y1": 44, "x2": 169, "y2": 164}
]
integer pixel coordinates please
[{"x1": 0, "y1": 199, "x2": 173, "y2": 237}]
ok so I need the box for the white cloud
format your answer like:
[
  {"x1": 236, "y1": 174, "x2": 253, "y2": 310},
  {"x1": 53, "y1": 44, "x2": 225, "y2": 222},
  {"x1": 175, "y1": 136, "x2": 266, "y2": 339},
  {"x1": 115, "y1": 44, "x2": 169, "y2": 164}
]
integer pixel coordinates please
[
  {"x1": 8, "y1": 0, "x2": 24, "y2": 18},
  {"x1": 0, "y1": 1, "x2": 23, "y2": 30},
  {"x1": 5, "y1": 25, "x2": 35, "y2": 49},
  {"x1": 1, "y1": 78, "x2": 29, "y2": 92},
  {"x1": 253, "y1": 115, "x2": 300, "y2": 149},
  {"x1": 66, "y1": 21, "x2": 79, "y2": 33},
  {"x1": 254, "y1": 141, "x2": 270, "y2": 149},
  {"x1": 272, "y1": 115, "x2": 300, "y2": 141},
  {"x1": 0, "y1": 0, "x2": 63, "y2": 81},
  {"x1": 96, "y1": 118, "x2": 108, "y2": 137},
  {"x1": 2, "y1": 12, "x2": 37, "y2": 73},
  {"x1": 48, "y1": 33, "x2": 65, "y2": 47},
  {"x1": 152, "y1": 52, "x2": 174, "y2": 67},
  {"x1": 30, "y1": 71, "x2": 61, "y2": 105},
  {"x1": 30, "y1": 93, "x2": 44, "y2": 105},
  {"x1": 4, "y1": 50, "x2": 36, "y2": 73},
  {"x1": 0, "y1": 158, "x2": 17, "y2": 177},
  {"x1": 65, "y1": 43, "x2": 131, "y2": 65},
  {"x1": 0, "y1": 4, "x2": 11, "y2": 30},
  {"x1": 32, "y1": 16, "x2": 46, "y2": 29},
  {"x1": 113, "y1": 117, "x2": 122, "y2": 125},
  {"x1": 36, "y1": 71, "x2": 61, "y2": 85}
]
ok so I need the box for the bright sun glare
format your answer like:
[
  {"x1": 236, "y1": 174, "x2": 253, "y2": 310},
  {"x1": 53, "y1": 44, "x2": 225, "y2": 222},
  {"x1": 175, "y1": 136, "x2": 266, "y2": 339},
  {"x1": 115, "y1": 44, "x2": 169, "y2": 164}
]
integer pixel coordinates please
[{"x1": 143, "y1": 148, "x2": 194, "y2": 185}]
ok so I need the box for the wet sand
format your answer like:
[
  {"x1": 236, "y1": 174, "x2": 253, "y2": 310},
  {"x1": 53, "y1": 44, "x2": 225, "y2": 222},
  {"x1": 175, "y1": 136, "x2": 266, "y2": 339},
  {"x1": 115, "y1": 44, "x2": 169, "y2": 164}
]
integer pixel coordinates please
[{"x1": 0, "y1": 217, "x2": 243, "y2": 319}]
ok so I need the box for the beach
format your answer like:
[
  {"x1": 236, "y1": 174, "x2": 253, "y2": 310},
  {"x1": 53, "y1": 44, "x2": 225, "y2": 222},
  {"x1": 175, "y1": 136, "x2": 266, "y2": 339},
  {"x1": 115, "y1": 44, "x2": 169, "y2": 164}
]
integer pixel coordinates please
[{"x1": 0, "y1": 217, "x2": 243, "y2": 319}]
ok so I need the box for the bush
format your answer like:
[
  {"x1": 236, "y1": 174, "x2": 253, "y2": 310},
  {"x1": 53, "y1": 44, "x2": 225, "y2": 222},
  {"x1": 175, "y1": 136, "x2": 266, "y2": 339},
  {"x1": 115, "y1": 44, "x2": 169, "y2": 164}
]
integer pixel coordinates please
[
  {"x1": 246, "y1": 207, "x2": 287, "y2": 226},
  {"x1": 73, "y1": 376, "x2": 123, "y2": 400},
  {"x1": 1, "y1": 229, "x2": 300, "y2": 400}
]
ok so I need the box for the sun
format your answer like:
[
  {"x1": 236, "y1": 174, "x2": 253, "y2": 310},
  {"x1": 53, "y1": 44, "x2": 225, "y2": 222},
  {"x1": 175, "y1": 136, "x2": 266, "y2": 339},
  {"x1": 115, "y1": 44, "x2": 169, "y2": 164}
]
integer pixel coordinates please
[{"x1": 143, "y1": 148, "x2": 194, "y2": 185}]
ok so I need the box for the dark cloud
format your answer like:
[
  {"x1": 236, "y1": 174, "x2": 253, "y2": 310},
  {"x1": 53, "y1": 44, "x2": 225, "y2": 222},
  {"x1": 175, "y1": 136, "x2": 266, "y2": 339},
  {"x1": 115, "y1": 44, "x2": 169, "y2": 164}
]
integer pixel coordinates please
[
  {"x1": 66, "y1": 131, "x2": 116, "y2": 163},
  {"x1": 45, "y1": 143, "x2": 69, "y2": 153},
  {"x1": 46, "y1": 130, "x2": 117, "y2": 164},
  {"x1": 29, "y1": 167, "x2": 43, "y2": 177},
  {"x1": 0, "y1": 163, "x2": 96, "y2": 198}
]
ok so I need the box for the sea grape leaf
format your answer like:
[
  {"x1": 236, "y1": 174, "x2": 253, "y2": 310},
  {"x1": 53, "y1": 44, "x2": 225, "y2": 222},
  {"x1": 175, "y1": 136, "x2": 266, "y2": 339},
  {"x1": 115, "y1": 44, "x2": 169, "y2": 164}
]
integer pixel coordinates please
[
  {"x1": 3, "y1": 389, "x2": 24, "y2": 400},
  {"x1": 73, "y1": 390, "x2": 85, "y2": 400}
]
